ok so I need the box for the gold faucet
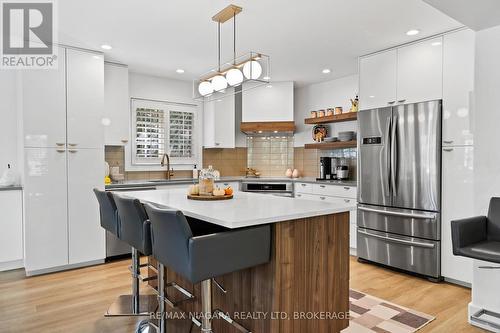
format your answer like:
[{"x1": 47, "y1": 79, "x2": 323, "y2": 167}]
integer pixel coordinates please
[{"x1": 160, "y1": 153, "x2": 174, "y2": 180}]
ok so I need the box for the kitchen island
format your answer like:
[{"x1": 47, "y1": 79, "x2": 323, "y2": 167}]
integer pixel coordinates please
[{"x1": 122, "y1": 189, "x2": 355, "y2": 333}]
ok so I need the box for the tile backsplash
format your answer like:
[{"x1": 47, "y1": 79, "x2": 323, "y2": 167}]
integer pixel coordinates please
[
  {"x1": 202, "y1": 148, "x2": 247, "y2": 176},
  {"x1": 247, "y1": 136, "x2": 294, "y2": 177}
]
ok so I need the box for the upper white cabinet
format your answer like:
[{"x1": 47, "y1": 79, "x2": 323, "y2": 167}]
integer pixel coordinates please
[
  {"x1": 443, "y1": 29, "x2": 475, "y2": 146},
  {"x1": 22, "y1": 47, "x2": 67, "y2": 148},
  {"x1": 441, "y1": 146, "x2": 474, "y2": 284},
  {"x1": 359, "y1": 50, "x2": 397, "y2": 110},
  {"x1": 66, "y1": 50, "x2": 104, "y2": 149},
  {"x1": 359, "y1": 37, "x2": 443, "y2": 110},
  {"x1": 104, "y1": 63, "x2": 130, "y2": 146},
  {"x1": 0, "y1": 190, "x2": 23, "y2": 271},
  {"x1": 397, "y1": 37, "x2": 443, "y2": 104},
  {"x1": 242, "y1": 81, "x2": 294, "y2": 122},
  {"x1": 204, "y1": 88, "x2": 235, "y2": 148}
]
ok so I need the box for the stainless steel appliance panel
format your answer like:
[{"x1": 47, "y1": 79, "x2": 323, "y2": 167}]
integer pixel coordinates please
[
  {"x1": 392, "y1": 101, "x2": 441, "y2": 211},
  {"x1": 357, "y1": 227, "x2": 441, "y2": 278},
  {"x1": 357, "y1": 107, "x2": 393, "y2": 206},
  {"x1": 357, "y1": 204, "x2": 440, "y2": 240}
]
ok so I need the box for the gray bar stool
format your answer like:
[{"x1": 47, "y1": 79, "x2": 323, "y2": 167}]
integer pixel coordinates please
[
  {"x1": 109, "y1": 193, "x2": 158, "y2": 317},
  {"x1": 144, "y1": 203, "x2": 271, "y2": 333}
]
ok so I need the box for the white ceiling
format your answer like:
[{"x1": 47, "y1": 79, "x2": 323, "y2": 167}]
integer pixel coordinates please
[
  {"x1": 423, "y1": 0, "x2": 500, "y2": 31},
  {"x1": 57, "y1": 0, "x2": 462, "y2": 86}
]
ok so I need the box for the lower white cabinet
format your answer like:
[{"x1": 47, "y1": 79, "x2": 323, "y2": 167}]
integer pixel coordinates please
[
  {"x1": 24, "y1": 147, "x2": 105, "y2": 274},
  {"x1": 67, "y1": 149, "x2": 105, "y2": 264},
  {"x1": 441, "y1": 146, "x2": 474, "y2": 284},
  {"x1": 295, "y1": 184, "x2": 357, "y2": 250},
  {"x1": 0, "y1": 190, "x2": 23, "y2": 271}
]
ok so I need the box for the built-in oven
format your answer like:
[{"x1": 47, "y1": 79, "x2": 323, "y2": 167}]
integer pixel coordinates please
[{"x1": 240, "y1": 181, "x2": 294, "y2": 197}]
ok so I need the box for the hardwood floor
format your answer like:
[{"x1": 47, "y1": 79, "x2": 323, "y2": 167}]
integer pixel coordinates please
[{"x1": 0, "y1": 256, "x2": 481, "y2": 333}]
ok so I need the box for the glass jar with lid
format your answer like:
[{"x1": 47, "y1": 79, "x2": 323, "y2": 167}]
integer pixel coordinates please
[{"x1": 199, "y1": 165, "x2": 216, "y2": 195}]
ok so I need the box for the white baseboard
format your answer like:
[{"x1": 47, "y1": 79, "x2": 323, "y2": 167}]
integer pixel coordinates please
[
  {"x1": 0, "y1": 259, "x2": 24, "y2": 272},
  {"x1": 25, "y1": 259, "x2": 105, "y2": 276}
]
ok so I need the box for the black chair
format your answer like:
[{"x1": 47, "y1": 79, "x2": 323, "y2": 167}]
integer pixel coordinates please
[
  {"x1": 452, "y1": 197, "x2": 500, "y2": 264},
  {"x1": 451, "y1": 197, "x2": 500, "y2": 330},
  {"x1": 144, "y1": 203, "x2": 271, "y2": 333},
  {"x1": 108, "y1": 193, "x2": 158, "y2": 317}
]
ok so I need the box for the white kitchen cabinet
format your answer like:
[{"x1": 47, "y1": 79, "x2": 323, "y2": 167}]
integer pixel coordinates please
[
  {"x1": 66, "y1": 49, "x2": 104, "y2": 149},
  {"x1": 397, "y1": 37, "x2": 443, "y2": 104},
  {"x1": 104, "y1": 63, "x2": 130, "y2": 146},
  {"x1": 441, "y1": 146, "x2": 474, "y2": 284},
  {"x1": 67, "y1": 148, "x2": 105, "y2": 264},
  {"x1": 24, "y1": 148, "x2": 69, "y2": 273},
  {"x1": 295, "y1": 182, "x2": 313, "y2": 194},
  {"x1": 217, "y1": 181, "x2": 239, "y2": 191},
  {"x1": 242, "y1": 81, "x2": 294, "y2": 122},
  {"x1": 443, "y1": 29, "x2": 475, "y2": 146},
  {"x1": 22, "y1": 47, "x2": 67, "y2": 148},
  {"x1": 359, "y1": 50, "x2": 397, "y2": 110},
  {"x1": 0, "y1": 190, "x2": 23, "y2": 271},
  {"x1": 204, "y1": 89, "x2": 235, "y2": 148}
]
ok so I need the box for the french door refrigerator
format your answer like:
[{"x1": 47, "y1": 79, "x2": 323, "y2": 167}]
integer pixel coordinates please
[{"x1": 357, "y1": 100, "x2": 442, "y2": 280}]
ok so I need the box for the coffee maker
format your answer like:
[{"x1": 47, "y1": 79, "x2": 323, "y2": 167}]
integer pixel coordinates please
[{"x1": 317, "y1": 157, "x2": 331, "y2": 180}]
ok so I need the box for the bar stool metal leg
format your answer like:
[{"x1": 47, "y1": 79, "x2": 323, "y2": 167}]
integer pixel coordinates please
[
  {"x1": 201, "y1": 279, "x2": 213, "y2": 333},
  {"x1": 105, "y1": 247, "x2": 158, "y2": 317}
]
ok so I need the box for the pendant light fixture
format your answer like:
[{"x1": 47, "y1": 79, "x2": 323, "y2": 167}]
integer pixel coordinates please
[{"x1": 194, "y1": 4, "x2": 270, "y2": 101}]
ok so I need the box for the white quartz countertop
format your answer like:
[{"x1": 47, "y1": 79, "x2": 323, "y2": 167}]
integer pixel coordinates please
[{"x1": 120, "y1": 188, "x2": 356, "y2": 229}]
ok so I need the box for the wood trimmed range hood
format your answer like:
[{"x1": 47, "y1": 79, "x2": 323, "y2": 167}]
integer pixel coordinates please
[{"x1": 240, "y1": 121, "x2": 296, "y2": 134}]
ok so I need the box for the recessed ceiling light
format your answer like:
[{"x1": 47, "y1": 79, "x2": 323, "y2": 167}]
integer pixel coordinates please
[
  {"x1": 101, "y1": 44, "x2": 112, "y2": 50},
  {"x1": 176, "y1": 69, "x2": 185, "y2": 74},
  {"x1": 431, "y1": 41, "x2": 442, "y2": 46},
  {"x1": 369, "y1": 95, "x2": 375, "y2": 98},
  {"x1": 266, "y1": 85, "x2": 273, "y2": 88},
  {"x1": 322, "y1": 69, "x2": 331, "y2": 74},
  {"x1": 406, "y1": 29, "x2": 420, "y2": 36}
]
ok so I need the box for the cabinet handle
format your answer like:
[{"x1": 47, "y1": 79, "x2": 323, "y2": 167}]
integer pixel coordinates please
[
  {"x1": 301, "y1": 183, "x2": 307, "y2": 187},
  {"x1": 56, "y1": 149, "x2": 65, "y2": 153},
  {"x1": 443, "y1": 148, "x2": 454, "y2": 152},
  {"x1": 319, "y1": 185, "x2": 326, "y2": 188},
  {"x1": 343, "y1": 187, "x2": 350, "y2": 190},
  {"x1": 387, "y1": 101, "x2": 396, "y2": 105},
  {"x1": 56, "y1": 142, "x2": 65, "y2": 146},
  {"x1": 68, "y1": 149, "x2": 78, "y2": 153},
  {"x1": 296, "y1": 194, "x2": 302, "y2": 197},
  {"x1": 443, "y1": 140, "x2": 454, "y2": 144},
  {"x1": 121, "y1": 139, "x2": 129, "y2": 143},
  {"x1": 215, "y1": 143, "x2": 220, "y2": 146},
  {"x1": 320, "y1": 196, "x2": 326, "y2": 200},
  {"x1": 68, "y1": 143, "x2": 78, "y2": 147},
  {"x1": 344, "y1": 199, "x2": 351, "y2": 203},
  {"x1": 397, "y1": 99, "x2": 406, "y2": 103}
]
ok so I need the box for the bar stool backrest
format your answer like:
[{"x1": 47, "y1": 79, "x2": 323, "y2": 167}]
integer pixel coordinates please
[
  {"x1": 144, "y1": 203, "x2": 193, "y2": 280},
  {"x1": 93, "y1": 188, "x2": 119, "y2": 237},
  {"x1": 487, "y1": 197, "x2": 500, "y2": 242},
  {"x1": 113, "y1": 194, "x2": 152, "y2": 255}
]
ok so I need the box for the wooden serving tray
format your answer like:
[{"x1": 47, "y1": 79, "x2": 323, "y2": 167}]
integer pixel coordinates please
[{"x1": 187, "y1": 194, "x2": 233, "y2": 201}]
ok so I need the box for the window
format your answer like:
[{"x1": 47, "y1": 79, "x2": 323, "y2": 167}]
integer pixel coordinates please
[{"x1": 131, "y1": 99, "x2": 197, "y2": 165}]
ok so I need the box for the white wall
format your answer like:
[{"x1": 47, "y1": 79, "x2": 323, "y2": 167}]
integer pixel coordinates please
[
  {"x1": 125, "y1": 72, "x2": 203, "y2": 171},
  {"x1": 474, "y1": 25, "x2": 500, "y2": 215},
  {"x1": 294, "y1": 75, "x2": 358, "y2": 147},
  {"x1": 0, "y1": 71, "x2": 22, "y2": 183}
]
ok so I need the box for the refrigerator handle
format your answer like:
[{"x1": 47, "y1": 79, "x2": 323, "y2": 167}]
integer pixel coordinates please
[
  {"x1": 358, "y1": 229, "x2": 435, "y2": 249},
  {"x1": 385, "y1": 116, "x2": 392, "y2": 195},
  {"x1": 358, "y1": 205, "x2": 437, "y2": 219},
  {"x1": 390, "y1": 115, "x2": 398, "y2": 197}
]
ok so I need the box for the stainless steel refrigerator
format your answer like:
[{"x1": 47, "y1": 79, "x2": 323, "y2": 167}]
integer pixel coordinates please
[{"x1": 357, "y1": 100, "x2": 442, "y2": 280}]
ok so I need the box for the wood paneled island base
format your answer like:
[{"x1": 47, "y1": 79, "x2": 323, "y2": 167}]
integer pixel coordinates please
[{"x1": 148, "y1": 211, "x2": 350, "y2": 333}]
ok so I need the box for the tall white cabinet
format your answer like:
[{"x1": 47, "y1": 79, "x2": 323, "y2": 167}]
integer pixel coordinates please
[{"x1": 23, "y1": 48, "x2": 105, "y2": 275}]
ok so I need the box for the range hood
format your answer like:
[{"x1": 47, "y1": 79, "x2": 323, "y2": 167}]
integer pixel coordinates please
[{"x1": 240, "y1": 121, "x2": 295, "y2": 135}]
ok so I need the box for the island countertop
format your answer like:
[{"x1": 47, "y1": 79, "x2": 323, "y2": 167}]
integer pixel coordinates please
[{"x1": 120, "y1": 188, "x2": 356, "y2": 229}]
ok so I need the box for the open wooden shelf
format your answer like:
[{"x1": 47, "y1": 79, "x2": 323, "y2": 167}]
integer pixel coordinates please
[
  {"x1": 304, "y1": 112, "x2": 357, "y2": 125},
  {"x1": 304, "y1": 140, "x2": 357, "y2": 150}
]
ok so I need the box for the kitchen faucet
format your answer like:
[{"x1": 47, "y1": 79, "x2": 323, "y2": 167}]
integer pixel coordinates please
[{"x1": 160, "y1": 153, "x2": 174, "y2": 180}]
